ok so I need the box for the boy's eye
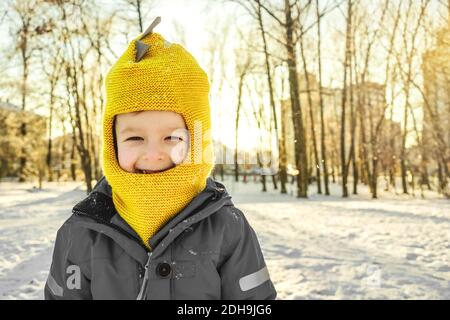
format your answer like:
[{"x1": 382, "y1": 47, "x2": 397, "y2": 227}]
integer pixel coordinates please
[
  {"x1": 125, "y1": 136, "x2": 143, "y2": 141},
  {"x1": 166, "y1": 136, "x2": 183, "y2": 142}
]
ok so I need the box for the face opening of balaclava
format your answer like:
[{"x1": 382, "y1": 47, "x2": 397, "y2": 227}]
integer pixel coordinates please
[{"x1": 102, "y1": 18, "x2": 215, "y2": 249}]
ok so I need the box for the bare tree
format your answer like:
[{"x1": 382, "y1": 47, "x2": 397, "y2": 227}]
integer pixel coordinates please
[
  {"x1": 255, "y1": 0, "x2": 287, "y2": 193},
  {"x1": 38, "y1": 42, "x2": 63, "y2": 183},
  {"x1": 245, "y1": 73, "x2": 276, "y2": 192},
  {"x1": 352, "y1": 0, "x2": 390, "y2": 198},
  {"x1": 8, "y1": 0, "x2": 52, "y2": 182},
  {"x1": 283, "y1": 0, "x2": 309, "y2": 197},
  {"x1": 124, "y1": 0, "x2": 145, "y2": 32},
  {"x1": 297, "y1": 2, "x2": 322, "y2": 194},
  {"x1": 231, "y1": 0, "x2": 289, "y2": 192},
  {"x1": 233, "y1": 36, "x2": 254, "y2": 182},
  {"x1": 236, "y1": 0, "x2": 309, "y2": 197},
  {"x1": 57, "y1": 1, "x2": 95, "y2": 193},
  {"x1": 315, "y1": 0, "x2": 330, "y2": 195},
  {"x1": 396, "y1": 0, "x2": 431, "y2": 194},
  {"x1": 203, "y1": 14, "x2": 232, "y2": 182},
  {"x1": 340, "y1": 0, "x2": 353, "y2": 197},
  {"x1": 79, "y1": 5, "x2": 118, "y2": 180}
]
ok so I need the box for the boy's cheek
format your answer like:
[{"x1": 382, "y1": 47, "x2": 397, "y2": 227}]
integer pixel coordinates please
[{"x1": 117, "y1": 146, "x2": 136, "y2": 172}]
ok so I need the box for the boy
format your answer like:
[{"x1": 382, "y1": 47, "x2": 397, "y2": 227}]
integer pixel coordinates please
[{"x1": 44, "y1": 18, "x2": 276, "y2": 300}]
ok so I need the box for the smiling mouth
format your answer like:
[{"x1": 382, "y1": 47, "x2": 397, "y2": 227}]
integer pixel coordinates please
[{"x1": 136, "y1": 169, "x2": 164, "y2": 174}]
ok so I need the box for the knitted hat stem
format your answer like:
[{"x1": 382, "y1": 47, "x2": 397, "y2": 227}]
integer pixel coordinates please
[
  {"x1": 135, "y1": 16, "x2": 162, "y2": 62},
  {"x1": 141, "y1": 16, "x2": 161, "y2": 39}
]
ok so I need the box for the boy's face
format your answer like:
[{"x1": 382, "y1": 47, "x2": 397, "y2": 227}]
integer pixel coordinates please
[{"x1": 115, "y1": 110, "x2": 189, "y2": 174}]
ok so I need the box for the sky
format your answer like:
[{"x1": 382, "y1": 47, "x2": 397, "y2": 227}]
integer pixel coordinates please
[{"x1": 0, "y1": 0, "x2": 448, "y2": 151}]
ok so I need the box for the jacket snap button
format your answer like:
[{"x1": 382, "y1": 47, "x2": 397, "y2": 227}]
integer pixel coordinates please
[{"x1": 156, "y1": 262, "x2": 172, "y2": 278}]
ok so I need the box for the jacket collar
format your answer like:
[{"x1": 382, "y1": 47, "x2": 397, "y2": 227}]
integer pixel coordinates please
[{"x1": 72, "y1": 176, "x2": 233, "y2": 259}]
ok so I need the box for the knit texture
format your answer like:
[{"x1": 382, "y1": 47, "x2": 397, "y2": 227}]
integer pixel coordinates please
[{"x1": 102, "y1": 32, "x2": 214, "y2": 248}]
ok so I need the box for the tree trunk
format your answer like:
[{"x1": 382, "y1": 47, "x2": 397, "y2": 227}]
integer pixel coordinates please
[
  {"x1": 256, "y1": 0, "x2": 287, "y2": 194},
  {"x1": 234, "y1": 73, "x2": 245, "y2": 182},
  {"x1": 316, "y1": 0, "x2": 330, "y2": 195},
  {"x1": 349, "y1": 32, "x2": 357, "y2": 196},
  {"x1": 299, "y1": 30, "x2": 321, "y2": 194},
  {"x1": 18, "y1": 37, "x2": 30, "y2": 182},
  {"x1": 136, "y1": 0, "x2": 143, "y2": 32},
  {"x1": 340, "y1": 0, "x2": 353, "y2": 198},
  {"x1": 70, "y1": 135, "x2": 77, "y2": 182},
  {"x1": 284, "y1": 0, "x2": 308, "y2": 198},
  {"x1": 371, "y1": 157, "x2": 379, "y2": 199},
  {"x1": 46, "y1": 80, "x2": 56, "y2": 182},
  {"x1": 400, "y1": 99, "x2": 409, "y2": 195},
  {"x1": 261, "y1": 174, "x2": 267, "y2": 192}
]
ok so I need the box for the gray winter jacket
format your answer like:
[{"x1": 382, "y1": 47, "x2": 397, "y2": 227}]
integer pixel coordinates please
[{"x1": 44, "y1": 176, "x2": 277, "y2": 300}]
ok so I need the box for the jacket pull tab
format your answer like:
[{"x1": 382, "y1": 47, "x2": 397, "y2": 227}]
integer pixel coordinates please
[{"x1": 136, "y1": 251, "x2": 153, "y2": 300}]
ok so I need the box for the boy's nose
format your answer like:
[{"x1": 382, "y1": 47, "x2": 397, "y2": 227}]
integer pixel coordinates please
[
  {"x1": 143, "y1": 150, "x2": 165, "y2": 161},
  {"x1": 142, "y1": 148, "x2": 166, "y2": 161}
]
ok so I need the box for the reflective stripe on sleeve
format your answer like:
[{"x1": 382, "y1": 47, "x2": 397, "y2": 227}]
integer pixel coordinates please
[
  {"x1": 47, "y1": 273, "x2": 64, "y2": 297},
  {"x1": 238, "y1": 266, "x2": 270, "y2": 292}
]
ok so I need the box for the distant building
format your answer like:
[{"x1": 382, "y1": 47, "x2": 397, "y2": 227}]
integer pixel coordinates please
[
  {"x1": 422, "y1": 25, "x2": 450, "y2": 174},
  {"x1": 281, "y1": 72, "x2": 343, "y2": 175},
  {"x1": 353, "y1": 82, "x2": 386, "y2": 124},
  {"x1": 280, "y1": 73, "x2": 402, "y2": 180}
]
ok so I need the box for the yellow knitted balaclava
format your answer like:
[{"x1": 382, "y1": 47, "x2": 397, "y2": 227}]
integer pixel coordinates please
[{"x1": 102, "y1": 22, "x2": 214, "y2": 249}]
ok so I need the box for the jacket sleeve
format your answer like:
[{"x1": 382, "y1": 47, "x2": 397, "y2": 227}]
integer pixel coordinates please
[
  {"x1": 44, "y1": 219, "x2": 93, "y2": 300},
  {"x1": 218, "y1": 206, "x2": 277, "y2": 300}
]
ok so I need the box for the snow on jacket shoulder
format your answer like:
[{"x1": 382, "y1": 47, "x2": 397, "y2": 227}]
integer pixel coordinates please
[{"x1": 44, "y1": 176, "x2": 277, "y2": 300}]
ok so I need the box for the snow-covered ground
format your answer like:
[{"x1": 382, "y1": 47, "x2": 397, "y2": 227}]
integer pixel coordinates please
[
  {"x1": 0, "y1": 181, "x2": 86, "y2": 300},
  {"x1": 0, "y1": 176, "x2": 449, "y2": 299}
]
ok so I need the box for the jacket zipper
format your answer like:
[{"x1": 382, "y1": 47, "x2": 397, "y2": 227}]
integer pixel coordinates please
[{"x1": 137, "y1": 251, "x2": 153, "y2": 300}]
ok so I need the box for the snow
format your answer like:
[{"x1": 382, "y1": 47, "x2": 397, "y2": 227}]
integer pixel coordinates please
[
  {"x1": 0, "y1": 177, "x2": 449, "y2": 300},
  {"x1": 224, "y1": 176, "x2": 450, "y2": 300},
  {"x1": 0, "y1": 182, "x2": 86, "y2": 300}
]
